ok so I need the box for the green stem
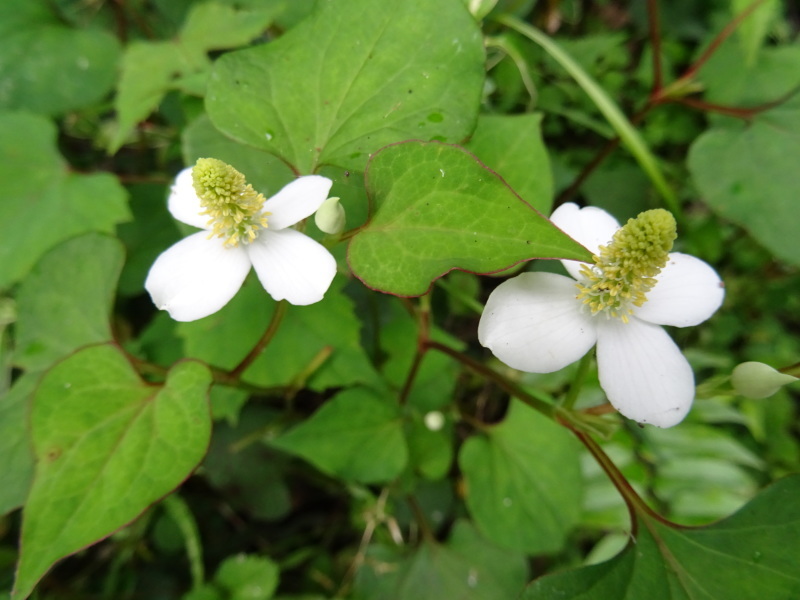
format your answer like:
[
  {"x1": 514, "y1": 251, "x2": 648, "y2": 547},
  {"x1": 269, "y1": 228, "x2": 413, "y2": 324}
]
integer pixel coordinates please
[
  {"x1": 162, "y1": 494, "x2": 205, "y2": 590},
  {"x1": 426, "y1": 340, "x2": 555, "y2": 419},
  {"x1": 399, "y1": 296, "x2": 432, "y2": 405},
  {"x1": 230, "y1": 300, "x2": 288, "y2": 379},
  {"x1": 672, "y1": 0, "x2": 771, "y2": 86},
  {"x1": 498, "y1": 14, "x2": 681, "y2": 217},
  {"x1": 570, "y1": 427, "x2": 672, "y2": 529}
]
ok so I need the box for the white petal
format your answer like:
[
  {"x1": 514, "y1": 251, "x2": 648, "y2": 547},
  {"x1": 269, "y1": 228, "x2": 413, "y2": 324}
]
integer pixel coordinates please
[
  {"x1": 263, "y1": 175, "x2": 333, "y2": 230},
  {"x1": 634, "y1": 253, "x2": 725, "y2": 327},
  {"x1": 595, "y1": 318, "x2": 694, "y2": 427},
  {"x1": 145, "y1": 231, "x2": 250, "y2": 321},
  {"x1": 550, "y1": 202, "x2": 620, "y2": 280},
  {"x1": 478, "y1": 272, "x2": 598, "y2": 373},
  {"x1": 167, "y1": 167, "x2": 210, "y2": 230},
  {"x1": 246, "y1": 228, "x2": 336, "y2": 305}
]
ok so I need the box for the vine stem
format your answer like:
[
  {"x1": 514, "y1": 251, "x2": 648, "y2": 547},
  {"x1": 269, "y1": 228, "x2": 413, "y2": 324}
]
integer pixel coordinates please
[
  {"x1": 426, "y1": 340, "x2": 555, "y2": 419},
  {"x1": 568, "y1": 426, "x2": 671, "y2": 529},
  {"x1": 229, "y1": 300, "x2": 288, "y2": 380},
  {"x1": 162, "y1": 494, "x2": 205, "y2": 589},
  {"x1": 647, "y1": 0, "x2": 663, "y2": 94},
  {"x1": 398, "y1": 295, "x2": 431, "y2": 405},
  {"x1": 666, "y1": 0, "x2": 772, "y2": 91}
]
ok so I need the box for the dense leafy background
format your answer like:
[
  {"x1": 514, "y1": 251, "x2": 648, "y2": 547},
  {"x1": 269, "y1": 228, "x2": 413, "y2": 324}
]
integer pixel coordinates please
[{"x1": 0, "y1": 0, "x2": 798, "y2": 599}]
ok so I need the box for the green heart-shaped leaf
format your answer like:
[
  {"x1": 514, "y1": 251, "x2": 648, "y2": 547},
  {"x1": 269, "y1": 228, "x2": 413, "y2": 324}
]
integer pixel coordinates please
[
  {"x1": 688, "y1": 95, "x2": 800, "y2": 267},
  {"x1": 15, "y1": 233, "x2": 124, "y2": 372},
  {"x1": 459, "y1": 400, "x2": 583, "y2": 554},
  {"x1": 206, "y1": 0, "x2": 485, "y2": 173},
  {"x1": 13, "y1": 345, "x2": 212, "y2": 600},
  {"x1": 271, "y1": 387, "x2": 407, "y2": 484},
  {"x1": 348, "y1": 141, "x2": 591, "y2": 296}
]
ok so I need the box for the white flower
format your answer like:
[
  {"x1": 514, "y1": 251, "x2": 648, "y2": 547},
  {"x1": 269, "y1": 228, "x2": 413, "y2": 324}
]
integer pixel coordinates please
[
  {"x1": 478, "y1": 203, "x2": 725, "y2": 428},
  {"x1": 145, "y1": 159, "x2": 337, "y2": 322}
]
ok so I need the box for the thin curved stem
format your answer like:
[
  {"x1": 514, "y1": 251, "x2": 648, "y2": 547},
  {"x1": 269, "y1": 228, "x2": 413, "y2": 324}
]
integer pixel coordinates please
[
  {"x1": 426, "y1": 340, "x2": 555, "y2": 419},
  {"x1": 647, "y1": 0, "x2": 663, "y2": 94},
  {"x1": 675, "y1": 0, "x2": 771, "y2": 86},
  {"x1": 569, "y1": 427, "x2": 674, "y2": 531},
  {"x1": 230, "y1": 300, "x2": 288, "y2": 379},
  {"x1": 162, "y1": 494, "x2": 205, "y2": 589},
  {"x1": 399, "y1": 295, "x2": 432, "y2": 405}
]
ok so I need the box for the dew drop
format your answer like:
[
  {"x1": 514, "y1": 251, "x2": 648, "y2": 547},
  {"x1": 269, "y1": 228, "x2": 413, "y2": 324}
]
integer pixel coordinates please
[
  {"x1": 264, "y1": 131, "x2": 274, "y2": 141},
  {"x1": 502, "y1": 497, "x2": 512, "y2": 507},
  {"x1": 427, "y1": 113, "x2": 444, "y2": 123}
]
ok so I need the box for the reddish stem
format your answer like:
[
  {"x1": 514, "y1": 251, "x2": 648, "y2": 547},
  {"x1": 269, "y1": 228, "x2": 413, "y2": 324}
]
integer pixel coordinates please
[
  {"x1": 647, "y1": 0, "x2": 663, "y2": 95},
  {"x1": 664, "y1": 0, "x2": 771, "y2": 94},
  {"x1": 229, "y1": 300, "x2": 288, "y2": 379},
  {"x1": 398, "y1": 303, "x2": 430, "y2": 405}
]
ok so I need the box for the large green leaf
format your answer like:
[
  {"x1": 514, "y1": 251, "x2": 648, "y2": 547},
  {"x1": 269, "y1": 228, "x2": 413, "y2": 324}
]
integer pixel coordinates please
[
  {"x1": 14, "y1": 234, "x2": 124, "y2": 371},
  {"x1": 522, "y1": 475, "x2": 800, "y2": 599},
  {"x1": 348, "y1": 141, "x2": 591, "y2": 296},
  {"x1": 0, "y1": 0, "x2": 119, "y2": 115},
  {"x1": 206, "y1": 0, "x2": 485, "y2": 174},
  {"x1": 459, "y1": 400, "x2": 583, "y2": 554},
  {"x1": 271, "y1": 387, "x2": 407, "y2": 484},
  {"x1": 688, "y1": 95, "x2": 800, "y2": 266},
  {"x1": 0, "y1": 113, "x2": 130, "y2": 289},
  {"x1": 13, "y1": 345, "x2": 212, "y2": 600}
]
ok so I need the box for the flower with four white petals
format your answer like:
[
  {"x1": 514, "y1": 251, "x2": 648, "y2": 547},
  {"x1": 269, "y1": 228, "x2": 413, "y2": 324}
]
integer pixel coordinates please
[
  {"x1": 478, "y1": 203, "x2": 725, "y2": 428},
  {"x1": 145, "y1": 158, "x2": 337, "y2": 322}
]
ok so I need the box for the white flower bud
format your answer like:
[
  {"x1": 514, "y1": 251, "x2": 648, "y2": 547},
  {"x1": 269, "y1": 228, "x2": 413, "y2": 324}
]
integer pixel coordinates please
[
  {"x1": 423, "y1": 411, "x2": 445, "y2": 431},
  {"x1": 731, "y1": 362, "x2": 797, "y2": 399},
  {"x1": 314, "y1": 196, "x2": 345, "y2": 234}
]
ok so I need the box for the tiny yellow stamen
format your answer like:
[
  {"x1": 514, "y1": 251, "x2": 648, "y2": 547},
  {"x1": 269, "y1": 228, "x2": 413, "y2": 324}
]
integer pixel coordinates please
[
  {"x1": 576, "y1": 209, "x2": 676, "y2": 322},
  {"x1": 192, "y1": 158, "x2": 270, "y2": 247}
]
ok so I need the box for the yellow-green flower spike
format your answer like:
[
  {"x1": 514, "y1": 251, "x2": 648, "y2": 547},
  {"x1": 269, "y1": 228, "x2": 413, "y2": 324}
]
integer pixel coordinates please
[
  {"x1": 576, "y1": 209, "x2": 676, "y2": 322},
  {"x1": 192, "y1": 158, "x2": 269, "y2": 247}
]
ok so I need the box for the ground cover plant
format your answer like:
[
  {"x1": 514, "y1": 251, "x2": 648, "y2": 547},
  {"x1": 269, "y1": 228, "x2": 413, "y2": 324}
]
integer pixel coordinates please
[{"x1": 1, "y1": 0, "x2": 799, "y2": 598}]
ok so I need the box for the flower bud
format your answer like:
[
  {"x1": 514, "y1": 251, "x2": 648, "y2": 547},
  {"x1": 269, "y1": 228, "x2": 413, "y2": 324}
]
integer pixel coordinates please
[
  {"x1": 314, "y1": 196, "x2": 345, "y2": 234},
  {"x1": 423, "y1": 411, "x2": 445, "y2": 432},
  {"x1": 731, "y1": 361, "x2": 797, "y2": 399}
]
